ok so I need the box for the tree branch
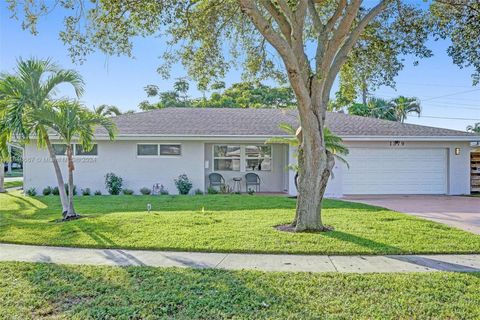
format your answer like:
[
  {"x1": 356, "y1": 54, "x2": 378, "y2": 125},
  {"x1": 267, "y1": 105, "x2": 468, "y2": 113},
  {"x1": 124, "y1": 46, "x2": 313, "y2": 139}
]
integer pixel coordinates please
[{"x1": 259, "y1": 0, "x2": 292, "y2": 43}]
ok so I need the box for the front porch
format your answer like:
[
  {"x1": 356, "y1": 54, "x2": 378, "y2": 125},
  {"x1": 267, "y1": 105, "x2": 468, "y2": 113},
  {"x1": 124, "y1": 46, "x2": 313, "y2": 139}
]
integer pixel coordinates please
[{"x1": 203, "y1": 143, "x2": 291, "y2": 194}]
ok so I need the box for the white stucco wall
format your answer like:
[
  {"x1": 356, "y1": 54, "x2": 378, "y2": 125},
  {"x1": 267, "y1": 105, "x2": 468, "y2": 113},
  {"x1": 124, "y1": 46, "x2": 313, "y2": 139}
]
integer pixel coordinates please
[
  {"x1": 24, "y1": 140, "x2": 205, "y2": 195},
  {"x1": 204, "y1": 143, "x2": 288, "y2": 192},
  {"x1": 288, "y1": 140, "x2": 472, "y2": 197}
]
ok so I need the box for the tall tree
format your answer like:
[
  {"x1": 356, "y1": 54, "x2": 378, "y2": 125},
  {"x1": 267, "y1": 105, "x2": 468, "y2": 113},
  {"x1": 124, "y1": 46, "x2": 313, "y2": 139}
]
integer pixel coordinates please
[
  {"x1": 34, "y1": 100, "x2": 116, "y2": 219},
  {"x1": 8, "y1": 1, "x2": 480, "y2": 231},
  {"x1": 349, "y1": 96, "x2": 421, "y2": 122},
  {"x1": 389, "y1": 96, "x2": 421, "y2": 123},
  {"x1": 0, "y1": 58, "x2": 84, "y2": 212}
]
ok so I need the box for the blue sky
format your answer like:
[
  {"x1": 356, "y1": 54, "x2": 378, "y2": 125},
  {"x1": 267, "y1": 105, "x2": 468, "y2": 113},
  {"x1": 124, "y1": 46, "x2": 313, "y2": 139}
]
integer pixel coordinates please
[{"x1": 1, "y1": 3, "x2": 479, "y2": 131}]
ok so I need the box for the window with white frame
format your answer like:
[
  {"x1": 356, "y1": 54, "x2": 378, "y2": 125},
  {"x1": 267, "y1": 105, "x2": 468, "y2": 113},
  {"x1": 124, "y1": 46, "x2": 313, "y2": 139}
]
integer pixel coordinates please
[
  {"x1": 137, "y1": 144, "x2": 159, "y2": 156},
  {"x1": 160, "y1": 144, "x2": 181, "y2": 156},
  {"x1": 52, "y1": 144, "x2": 98, "y2": 156},
  {"x1": 213, "y1": 145, "x2": 241, "y2": 171},
  {"x1": 245, "y1": 145, "x2": 272, "y2": 171}
]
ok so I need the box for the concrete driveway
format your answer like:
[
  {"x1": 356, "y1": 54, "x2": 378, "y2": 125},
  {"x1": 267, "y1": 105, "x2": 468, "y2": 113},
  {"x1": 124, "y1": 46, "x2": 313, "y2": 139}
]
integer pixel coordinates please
[{"x1": 342, "y1": 195, "x2": 480, "y2": 235}]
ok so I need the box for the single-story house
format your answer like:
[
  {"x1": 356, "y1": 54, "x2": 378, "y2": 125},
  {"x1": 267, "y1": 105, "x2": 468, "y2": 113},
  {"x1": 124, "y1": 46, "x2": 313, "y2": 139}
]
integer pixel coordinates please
[{"x1": 23, "y1": 108, "x2": 478, "y2": 197}]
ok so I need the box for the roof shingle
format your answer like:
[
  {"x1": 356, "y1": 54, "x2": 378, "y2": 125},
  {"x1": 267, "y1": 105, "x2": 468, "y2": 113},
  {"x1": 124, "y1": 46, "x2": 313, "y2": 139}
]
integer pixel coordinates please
[{"x1": 96, "y1": 107, "x2": 474, "y2": 138}]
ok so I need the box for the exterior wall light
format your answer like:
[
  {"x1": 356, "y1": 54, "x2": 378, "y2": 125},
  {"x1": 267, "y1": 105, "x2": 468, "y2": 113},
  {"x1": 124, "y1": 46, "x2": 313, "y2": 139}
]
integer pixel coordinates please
[{"x1": 454, "y1": 148, "x2": 461, "y2": 155}]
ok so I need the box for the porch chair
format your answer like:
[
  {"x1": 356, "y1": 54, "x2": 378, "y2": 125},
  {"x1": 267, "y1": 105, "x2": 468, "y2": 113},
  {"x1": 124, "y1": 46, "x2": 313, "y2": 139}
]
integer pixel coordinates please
[
  {"x1": 245, "y1": 172, "x2": 261, "y2": 192},
  {"x1": 208, "y1": 173, "x2": 225, "y2": 189}
]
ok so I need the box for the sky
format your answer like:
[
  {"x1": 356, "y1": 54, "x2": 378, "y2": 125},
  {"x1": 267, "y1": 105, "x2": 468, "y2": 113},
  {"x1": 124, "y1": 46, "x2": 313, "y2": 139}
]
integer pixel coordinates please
[{"x1": 1, "y1": 3, "x2": 479, "y2": 131}]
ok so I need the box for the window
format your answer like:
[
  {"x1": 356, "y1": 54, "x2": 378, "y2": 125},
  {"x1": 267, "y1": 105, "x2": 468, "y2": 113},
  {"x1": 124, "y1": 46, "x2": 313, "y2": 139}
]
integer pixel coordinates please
[
  {"x1": 52, "y1": 144, "x2": 67, "y2": 156},
  {"x1": 245, "y1": 145, "x2": 272, "y2": 171},
  {"x1": 214, "y1": 145, "x2": 241, "y2": 171},
  {"x1": 137, "y1": 144, "x2": 159, "y2": 156},
  {"x1": 75, "y1": 144, "x2": 98, "y2": 156},
  {"x1": 160, "y1": 144, "x2": 181, "y2": 156}
]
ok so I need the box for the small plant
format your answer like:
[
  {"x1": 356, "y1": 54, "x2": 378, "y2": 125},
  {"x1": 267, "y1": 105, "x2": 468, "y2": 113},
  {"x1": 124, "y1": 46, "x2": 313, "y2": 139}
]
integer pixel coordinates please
[
  {"x1": 174, "y1": 174, "x2": 193, "y2": 195},
  {"x1": 140, "y1": 187, "x2": 152, "y2": 195},
  {"x1": 94, "y1": 190, "x2": 102, "y2": 196},
  {"x1": 219, "y1": 184, "x2": 231, "y2": 194},
  {"x1": 207, "y1": 187, "x2": 219, "y2": 195},
  {"x1": 122, "y1": 188, "x2": 134, "y2": 195},
  {"x1": 26, "y1": 188, "x2": 37, "y2": 196},
  {"x1": 81, "y1": 188, "x2": 91, "y2": 196},
  {"x1": 52, "y1": 186, "x2": 60, "y2": 196},
  {"x1": 64, "y1": 184, "x2": 77, "y2": 196},
  {"x1": 159, "y1": 185, "x2": 169, "y2": 195},
  {"x1": 194, "y1": 188, "x2": 204, "y2": 195},
  {"x1": 105, "y1": 173, "x2": 123, "y2": 195},
  {"x1": 247, "y1": 188, "x2": 255, "y2": 195},
  {"x1": 42, "y1": 186, "x2": 52, "y2": 196}
]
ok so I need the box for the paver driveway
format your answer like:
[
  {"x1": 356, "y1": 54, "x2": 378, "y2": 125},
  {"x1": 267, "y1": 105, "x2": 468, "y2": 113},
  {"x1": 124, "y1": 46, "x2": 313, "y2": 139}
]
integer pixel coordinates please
[{"x1": 342, "y1": 195, "x2": 480, "y2": 235}]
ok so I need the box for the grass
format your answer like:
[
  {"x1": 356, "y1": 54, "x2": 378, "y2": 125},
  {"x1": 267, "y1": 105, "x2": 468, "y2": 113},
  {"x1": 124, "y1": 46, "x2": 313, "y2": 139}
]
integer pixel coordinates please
[
  {"x1": 4, "y1": 180, "x2": 23, "y2": 189},
  {"x1": 0, "y1": 262, "x2": 479, "y2": 319},
  {"x1": 1, "y1": 191, "x2": 479, "y2": 255},
  {"x1": 5, "y1": 169, "x2": 23, "y2": 177}
]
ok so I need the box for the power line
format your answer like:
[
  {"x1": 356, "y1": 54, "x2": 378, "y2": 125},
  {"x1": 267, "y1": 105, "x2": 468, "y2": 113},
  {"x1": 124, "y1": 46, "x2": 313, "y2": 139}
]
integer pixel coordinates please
[
  {"x1": 418, "y1": 115, "x2": 480, "y2": 121},
  {"x1": 395, "y1": 81, "x2": 476, "y2": 88},
  {"x1": 422, "y1": 88, "x2": 480, "y2": 101}
]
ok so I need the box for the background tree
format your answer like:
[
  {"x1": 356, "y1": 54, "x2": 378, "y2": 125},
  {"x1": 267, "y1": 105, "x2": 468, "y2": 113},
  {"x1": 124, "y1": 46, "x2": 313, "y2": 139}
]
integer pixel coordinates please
[
  {"x1": 467, "y1": 123, "x2": 480, "y2": 134},
  {"x1": 93, "y1": 104, "x2": 122, "y2": 117},
  {"x1": 389, "y1": 96, "x2": 421, "y2": 123},
  {"x1": 8, "y1": 0, "x2": 480, "y2": 231},
  {"x1": 0, "y1": 58, "x2": 84, "y2": 212},
  {"x1": 34, "y1": 100, "x2": 116, "y2": 219},
  {"x1": 348, "y1": 96, "x2": 421, "y2": 122}
]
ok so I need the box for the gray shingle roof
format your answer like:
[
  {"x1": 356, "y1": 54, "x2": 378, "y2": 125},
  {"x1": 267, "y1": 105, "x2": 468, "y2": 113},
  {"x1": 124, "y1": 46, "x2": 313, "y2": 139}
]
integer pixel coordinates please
[{"x1": 97, "y1": 107, "x2": 474, "y2": 138}]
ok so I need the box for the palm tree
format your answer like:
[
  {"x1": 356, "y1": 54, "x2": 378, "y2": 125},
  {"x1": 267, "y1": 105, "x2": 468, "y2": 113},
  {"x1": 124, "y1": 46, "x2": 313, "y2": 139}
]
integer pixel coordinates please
[
  {"x1": 34, "y1": 100, "x2": 116, "y2": 219},
  {"x1": 467, "y1": 122, "x2": 480, "y2": 134},
  {"x1": 0, "y1": 58, "x2": 84, "y2": 212},
  {"x1": 389, "y1": 96, "x2": 421, "y2": 123},
  {"x1": 93, "y1": 104, "x2": 122, "y2": 117},
  {"x1": 266, "y1": 123, "x2": 349, "y2": 190}
]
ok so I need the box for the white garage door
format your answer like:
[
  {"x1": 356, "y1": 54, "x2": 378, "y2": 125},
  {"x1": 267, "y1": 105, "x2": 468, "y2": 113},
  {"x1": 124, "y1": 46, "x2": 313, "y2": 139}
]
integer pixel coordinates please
[{"x1": 343, "y1": 148, "x2": 447, "y2": 195}]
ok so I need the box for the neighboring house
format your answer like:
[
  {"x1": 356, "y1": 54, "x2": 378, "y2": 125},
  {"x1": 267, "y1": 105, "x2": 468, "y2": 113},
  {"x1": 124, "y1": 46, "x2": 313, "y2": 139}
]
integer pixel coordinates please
[{"x1": 23, "y1": 108, "x2": 478, "y2": 197}]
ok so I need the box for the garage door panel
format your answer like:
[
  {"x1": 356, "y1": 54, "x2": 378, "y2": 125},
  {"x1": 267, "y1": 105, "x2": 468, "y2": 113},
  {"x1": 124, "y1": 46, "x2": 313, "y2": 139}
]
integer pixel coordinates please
[{"x1": 343, "y1": 148, "x2": 447, "y2": 195}]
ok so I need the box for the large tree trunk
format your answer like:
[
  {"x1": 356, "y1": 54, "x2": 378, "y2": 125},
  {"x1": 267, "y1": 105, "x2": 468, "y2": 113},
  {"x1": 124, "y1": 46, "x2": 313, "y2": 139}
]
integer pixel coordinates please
[
  {"x1": 0, "y1": 165, "x2": 5, "y2": 193},
  {"x1": 292, "y1": 101, "x2": 336, "y2": 232},
  {"x1": 45, "y1": 137, "x2": 69, "y2": 213},
  {"x1": 64, "y1": 145, "x2": 77, "y2": 219}
]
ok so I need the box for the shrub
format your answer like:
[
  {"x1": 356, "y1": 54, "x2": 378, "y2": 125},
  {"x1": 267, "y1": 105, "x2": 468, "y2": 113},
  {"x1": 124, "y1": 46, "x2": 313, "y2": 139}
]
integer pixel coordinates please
[
  {"x1": 247, "y1": 188, "x2": 255, "y2": 195},
  {"x1": 219, "y1": 184, "x2": 231, "y2": 194},
  {"x1": 174, "y1": 174, "x2": 193, "y2": 195},
  {"x1": 26, "y1": 188, "x2": 37, "y2": 196},
  {"x1": 207, "y1": 187, "x2": 219, "y2": 195},
  {"x1": 81, "y1": 188, "x2": 91, "y2": 196},
  {"x1": 194, "y1": 188, "x2": 204, "y2": 195},
  {"x1": 140, "y1": 187, "x2": 152, "y2": 195},
  {"x1": 94, "y1": 190, "x2": 102, "y2": 196},
  {"x1": 52, "y1": 186, "x2": 60, "y2": 196},
  {"x1": 105, "y1": 173, "x2": 123, "y2": 195},
  {"x1": 159, "y1": 185, "x2": 169, "y2": 195},
  {"x1": 64, "y1": 184, "x2": 77, "y2": 196},
  {"x1": 122, "y1": 188, "x2": 134, "y2": 195},
  {"x1": 42, "y1": 186, "x2": 52, "y2": 196}
]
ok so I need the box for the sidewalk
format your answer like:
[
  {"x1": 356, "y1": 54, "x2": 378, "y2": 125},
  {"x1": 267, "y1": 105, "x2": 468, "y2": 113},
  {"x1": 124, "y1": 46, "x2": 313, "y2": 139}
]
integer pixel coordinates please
[{"x1": 1, "y1": 243, "x2": 480, "y2": 273}]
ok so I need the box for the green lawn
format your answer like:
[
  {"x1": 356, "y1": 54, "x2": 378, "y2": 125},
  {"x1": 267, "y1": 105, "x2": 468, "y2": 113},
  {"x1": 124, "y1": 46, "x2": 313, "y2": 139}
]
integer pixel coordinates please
[
  {"x1": 1, "y1": 262, "x2": 479, "y2": 319},
  {"x1": 5, "y1": 169, "x2": 23, "y2": 177},
  {"x1": 1, "y1": 191, "x2": 479, "y2": 254},
  {"x1": 4, "y1": 180, "x2": 23, "y2": 189}
]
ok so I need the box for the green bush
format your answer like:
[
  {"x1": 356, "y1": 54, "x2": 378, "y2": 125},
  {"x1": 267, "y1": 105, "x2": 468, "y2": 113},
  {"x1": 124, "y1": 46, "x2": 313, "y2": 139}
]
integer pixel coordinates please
[
  {"x1": 94, "y1": 190, "x2": 102, "y2": 196},
  {"x1": 52, "y1": 186, "x2": 60, "y2": 196},
  {"x1": 42, "y1": 186, "x2": 52, "y2": 196},
  {"x1": 64, "y1": 184, "x2": 77, "y2": 196},
  {"x1": 105, "y1": 173, "x2": 123, "y2": 195},
  {"x1": 81, "y1": 188, "x2": 91, "y2": 196},
  {"x1": 122, "y1": 189, "x2": 134, "y2": 195},
  {"x1": 247, "y1": 188, "x2": 255, "y2": 195},
  {"x1": 140, "y1": 187, "x2": 152, "y2": 195},
  {"x1": 159, "y1": 185, "x2": 169, "y2": 195},
  {"x1": 174, "y1": 174, "x2": 193, "y2": 195},
  {"x1": 26, "y1": 188, "x2": 37, "y2": 196},
  {"x1": 194, "y1": 188, "x2": 204, "y2": 195},
  {"x1": 207, "y1": 187, "x2": 219, "y2": 194}
]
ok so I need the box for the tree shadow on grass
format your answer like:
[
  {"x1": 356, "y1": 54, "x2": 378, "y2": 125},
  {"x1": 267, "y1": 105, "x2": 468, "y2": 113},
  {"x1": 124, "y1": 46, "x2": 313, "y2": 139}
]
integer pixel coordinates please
[{"x1": 321, "y1": 230, "x2": 401, "y2": 254}]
